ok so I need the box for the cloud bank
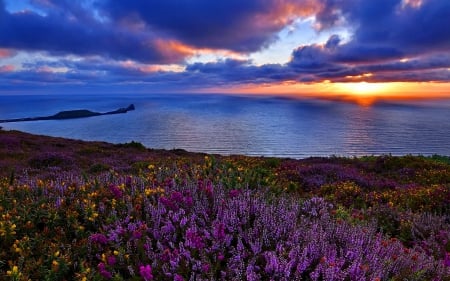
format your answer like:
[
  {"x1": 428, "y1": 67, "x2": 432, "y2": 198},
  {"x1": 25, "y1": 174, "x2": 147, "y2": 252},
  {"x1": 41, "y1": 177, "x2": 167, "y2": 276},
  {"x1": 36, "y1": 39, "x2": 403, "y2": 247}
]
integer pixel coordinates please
[{"x1": 1, "y1": 0, "x2": 449, "y2": 93}]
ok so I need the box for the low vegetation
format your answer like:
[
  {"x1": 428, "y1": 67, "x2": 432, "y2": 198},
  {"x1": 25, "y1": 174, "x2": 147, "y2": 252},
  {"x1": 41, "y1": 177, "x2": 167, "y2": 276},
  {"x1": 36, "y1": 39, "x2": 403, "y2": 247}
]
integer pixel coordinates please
[{"x1": 0, "y1": 130, "x2": 449, "y2": 280}]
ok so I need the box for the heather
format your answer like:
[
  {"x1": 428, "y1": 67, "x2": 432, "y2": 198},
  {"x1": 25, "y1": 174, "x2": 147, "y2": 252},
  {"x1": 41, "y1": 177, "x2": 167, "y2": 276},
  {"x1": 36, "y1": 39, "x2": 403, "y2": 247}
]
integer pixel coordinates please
[{"x1": 0, "y1": 130, "x2": 449, "y2": 280}]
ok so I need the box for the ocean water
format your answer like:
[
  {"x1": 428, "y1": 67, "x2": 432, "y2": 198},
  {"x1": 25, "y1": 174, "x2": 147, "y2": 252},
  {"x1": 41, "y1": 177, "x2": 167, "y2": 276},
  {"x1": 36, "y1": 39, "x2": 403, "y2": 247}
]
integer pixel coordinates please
[{"x1": 1, "y1": 93, "x2": 449, "y2": 158}]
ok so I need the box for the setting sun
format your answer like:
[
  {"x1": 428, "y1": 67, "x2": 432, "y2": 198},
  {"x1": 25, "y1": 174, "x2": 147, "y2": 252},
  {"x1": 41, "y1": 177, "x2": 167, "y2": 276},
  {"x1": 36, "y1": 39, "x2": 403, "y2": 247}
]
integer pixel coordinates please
[{"x1": 336, "y1": 82, "x2": 392, "y2": 96}]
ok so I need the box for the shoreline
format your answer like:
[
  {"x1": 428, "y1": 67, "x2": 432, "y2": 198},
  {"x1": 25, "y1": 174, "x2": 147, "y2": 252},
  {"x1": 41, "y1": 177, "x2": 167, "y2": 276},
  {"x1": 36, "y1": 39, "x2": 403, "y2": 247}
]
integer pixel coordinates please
[{"x1": 0, "y1": 129, "x2": 448, "y2": 177}]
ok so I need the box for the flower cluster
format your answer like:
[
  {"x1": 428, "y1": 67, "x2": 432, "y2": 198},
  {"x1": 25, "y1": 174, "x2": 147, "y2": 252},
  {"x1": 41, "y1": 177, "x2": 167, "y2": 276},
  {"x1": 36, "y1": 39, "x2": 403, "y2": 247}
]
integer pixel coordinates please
[
  {"x1": 0, "y1": 168, "x2": 448, "y2": 280},
  {"x1": 0, "y1": 133, "x2": 449, "y2": 280}
]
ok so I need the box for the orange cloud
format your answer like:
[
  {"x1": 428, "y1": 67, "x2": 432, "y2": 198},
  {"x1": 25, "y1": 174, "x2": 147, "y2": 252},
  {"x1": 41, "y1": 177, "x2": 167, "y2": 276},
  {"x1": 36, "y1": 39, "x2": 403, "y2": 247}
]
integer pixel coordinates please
[
  {"x1": 154, "y1": 39, "x2": 196, "y2": 61},
  {"x1": 402, "y1": 0, "x2": 423, "y2": 8},
  {"x1": 250, "y1": 1, "x2": 320, "y2": 33},
  {"x1": 0, "y1": 65, "x2": 15, "y2": 72},
  {"x1": 154, "y1": 39, "x2": 247, "y2": 64},
  {"x1": 345, "y1": 73, "x2": 373, "y2": 80},
  {"x1": 0, "y1": 49, "x2": 17, "y2": 58}
]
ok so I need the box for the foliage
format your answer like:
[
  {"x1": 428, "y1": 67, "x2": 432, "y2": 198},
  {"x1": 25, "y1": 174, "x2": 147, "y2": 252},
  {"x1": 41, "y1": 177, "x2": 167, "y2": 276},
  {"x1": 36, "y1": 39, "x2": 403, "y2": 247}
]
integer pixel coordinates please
[{"x1": 0, "y1": 130, "x2": 449, "y2": 280}]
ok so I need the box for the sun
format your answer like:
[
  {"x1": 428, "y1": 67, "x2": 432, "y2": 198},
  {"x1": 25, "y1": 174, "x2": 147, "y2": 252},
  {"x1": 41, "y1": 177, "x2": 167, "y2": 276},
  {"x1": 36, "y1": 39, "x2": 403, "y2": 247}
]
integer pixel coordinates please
[
  {"x1": 330, "y1": 82, "x2": 396, "y2": 106},
  {"x1": 337, "y1": 82, "x2": 392, "y2": 96}
]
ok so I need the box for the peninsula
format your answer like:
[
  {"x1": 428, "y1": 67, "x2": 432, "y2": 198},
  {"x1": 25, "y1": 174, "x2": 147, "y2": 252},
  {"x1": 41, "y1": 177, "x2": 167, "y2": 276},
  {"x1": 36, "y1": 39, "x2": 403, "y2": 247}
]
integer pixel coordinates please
[{"x1": 0, "y1": 104, "x2": 135, "y2": 123}]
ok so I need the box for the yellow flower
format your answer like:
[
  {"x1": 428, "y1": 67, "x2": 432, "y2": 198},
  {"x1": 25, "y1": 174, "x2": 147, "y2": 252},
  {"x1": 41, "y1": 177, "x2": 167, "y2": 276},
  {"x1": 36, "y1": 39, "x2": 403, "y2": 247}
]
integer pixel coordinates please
[
  {"x1": 13, "y1": 243, "x2": 22, "y2": 254},
  {"x1": 113, "y1": 250, "x2": 119, "y2": 256},
  {"x1": 6, "y1": 265, "x2": 21, "y2": 277}
]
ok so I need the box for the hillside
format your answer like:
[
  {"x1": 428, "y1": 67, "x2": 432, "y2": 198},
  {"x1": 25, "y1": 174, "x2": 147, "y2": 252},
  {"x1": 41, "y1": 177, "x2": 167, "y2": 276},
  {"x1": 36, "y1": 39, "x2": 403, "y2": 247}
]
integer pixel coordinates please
[{"x1": 0, "y1": 129, "x2": 449, "y2": 280}]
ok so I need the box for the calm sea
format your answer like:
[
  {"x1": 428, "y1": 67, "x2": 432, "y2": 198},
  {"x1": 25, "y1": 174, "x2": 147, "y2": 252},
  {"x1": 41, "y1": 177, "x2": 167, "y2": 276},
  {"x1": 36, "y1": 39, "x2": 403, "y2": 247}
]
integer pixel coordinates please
[{"x1": 0, "y1": 93, "x2": 449, "y2": 158}]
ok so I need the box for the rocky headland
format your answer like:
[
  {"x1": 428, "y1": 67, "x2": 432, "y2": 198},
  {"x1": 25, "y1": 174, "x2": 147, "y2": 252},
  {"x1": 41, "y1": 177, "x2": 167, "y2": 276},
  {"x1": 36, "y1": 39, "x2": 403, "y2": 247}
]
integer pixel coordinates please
[{"x1": 0, "y1": 104, "x2": 135, "y2": 123}]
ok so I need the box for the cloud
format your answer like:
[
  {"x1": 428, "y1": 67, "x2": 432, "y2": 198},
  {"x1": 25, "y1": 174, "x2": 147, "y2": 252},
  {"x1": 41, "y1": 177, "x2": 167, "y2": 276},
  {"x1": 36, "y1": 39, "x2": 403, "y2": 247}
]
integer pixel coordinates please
[
  {"x1": 0, "y1": 48, "x2": 16, "y2": 58},
  {"x1": 0, "y1": 2, "x2": 194, "y2": 64},
  {"x1": 103, "y1": 0, "x2": 320, "y2": 52},
  {"x1": 0, "y1": 0, "x2": 322, "y2": 63},
  {"x1": 0, "y1": 64, "x2": 14, "y2": 72},
  {"x1": 1, "y1": 0, "x2": 450, "y2": 93},
  {"x1": 317, "y1": 0, "x2": 450, "y2": 56}
]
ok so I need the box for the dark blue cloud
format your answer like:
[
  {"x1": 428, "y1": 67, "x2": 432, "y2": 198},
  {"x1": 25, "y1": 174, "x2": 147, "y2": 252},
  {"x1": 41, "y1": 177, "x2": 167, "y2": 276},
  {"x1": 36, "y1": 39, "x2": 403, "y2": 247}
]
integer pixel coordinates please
[
  {"x1": 1, "y1": 0, "x2": 450, "y2": 92},
  {"x1": 0, "y1": 0, "x2": 317, "y2": 62},
  {"x1": 0, "y1": 1, "x2": 189, "y2": 63},
  {"x1": 102, "y1": 0, "x2": 312, "y2": 52},
  {"x1": 333, "y1": 44, "x2": 404, "y2": 63},
  {"x1": 187, "y1": 59, "x2": 297, "y2": 84},
  {"x1": 353, "y1": 0, "x2": 449, "y2": 52},
  {"x1": 1, "y1": 53, "x2": 449, "y2": 95},
  {"x1": 286, "y1": 0, "x2": 450, "y2": 83},
  {"x1": 319, "y1": 0, "x2": 450, "y2": 57}
]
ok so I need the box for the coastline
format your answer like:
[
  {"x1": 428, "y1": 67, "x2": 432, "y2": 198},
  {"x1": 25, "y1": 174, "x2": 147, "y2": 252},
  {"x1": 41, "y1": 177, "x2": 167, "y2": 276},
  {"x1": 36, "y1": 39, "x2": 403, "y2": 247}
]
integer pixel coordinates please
[{"x1": 1, "y1": 128, "x2": 448, "y2": 176}]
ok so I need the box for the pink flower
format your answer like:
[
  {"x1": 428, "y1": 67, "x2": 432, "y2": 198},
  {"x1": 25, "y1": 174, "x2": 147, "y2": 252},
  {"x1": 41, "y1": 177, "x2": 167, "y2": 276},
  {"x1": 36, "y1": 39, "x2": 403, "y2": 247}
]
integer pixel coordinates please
[
  {"x1": 444, "y1": 252, "x2": 450, "y2": 267},
  {"x1": 174, "y1": 274, "x2": 184, "y2": 281},
  {"x1": 108, "y1": 184, "x2": 123, "y2": 199},
  {"x1": 201, "y1": 263, "x2": 210, "y2": 273},
  {"x1": 139, "y1": 264, "x2": 153, "y2": 280},
  {"x1": 97, "y1": 262, "x2": 112, "y2": 279},
  {"x1": 229, "y1": 189, "x2": 241, "y2": 198},
  {"x1": 107, "y1": 255, "x2": 116, "y2": 266}
]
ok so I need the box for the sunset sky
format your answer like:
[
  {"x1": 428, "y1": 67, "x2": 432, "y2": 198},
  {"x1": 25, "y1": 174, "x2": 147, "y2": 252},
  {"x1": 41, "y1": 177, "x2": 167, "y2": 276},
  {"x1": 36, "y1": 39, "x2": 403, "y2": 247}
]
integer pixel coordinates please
[{"x1": 1, "y1": 0, "x2": 449, "y2": 99}]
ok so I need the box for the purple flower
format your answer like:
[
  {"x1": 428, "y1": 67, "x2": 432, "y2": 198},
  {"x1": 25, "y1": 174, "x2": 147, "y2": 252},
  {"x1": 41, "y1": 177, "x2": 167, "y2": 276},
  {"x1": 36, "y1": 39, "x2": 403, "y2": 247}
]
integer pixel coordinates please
[
  {"x1": 107, "y1": 255, "x2": 116, "y2": 266},
  {"x1": 444, "y1": 252, "x2": 450, "y2": 267},
  {"x1": 213, "y1": 222, "x2": 226, "y2": 241},
  {"x1": 204, "y1": 182, "x2": 213, "y2": 196},
  {"x1": 202, "y1": 263, "x2": 210, "y2": 273},
  {"x1": 183, "y1": 195, "x2": 193, "y2": 207},
  {"x1": 186, "y1": 228, "x2": 205, "y2": 250},
  {"x1": 132, "y1": 230, "x2": 142, "y2": 240},
  {"x1": 90, "y1": 233, "x2": 108, "y2": 245},
  {"x1": 170, "y1": 191, "x2": 183, "y2": 203},
  {"x1": 174, "y1": 274, "x2": 184, "y2": 281},
  {"x1": 108, "y1": 184, "x2": 123, "y2": 199},
  {"x1": 264, "y1": 252, "x2": 279, "y2": 274},
  {"x1": 139, "y1": 264, "x2": 153, "y2": 280},
  {"x1": 229, "y1": 189, "x2": 241, "y2": 198},
  {"x1": 98, "y1": 262, "x2": 112, "y2": 279},
  {"x1": 126, "y1": 176, "x2": 132, "y2": 188},
  {"x1": 160, "y1": 196, "x2": 177, "y2": 210}
]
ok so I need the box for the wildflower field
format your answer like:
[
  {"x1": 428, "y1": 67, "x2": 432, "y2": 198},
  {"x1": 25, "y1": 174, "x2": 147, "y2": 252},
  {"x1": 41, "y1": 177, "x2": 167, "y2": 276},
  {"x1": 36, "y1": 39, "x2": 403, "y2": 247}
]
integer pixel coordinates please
[{"x1": 0, "y1": 130, "x2": 449, "y2": 280}]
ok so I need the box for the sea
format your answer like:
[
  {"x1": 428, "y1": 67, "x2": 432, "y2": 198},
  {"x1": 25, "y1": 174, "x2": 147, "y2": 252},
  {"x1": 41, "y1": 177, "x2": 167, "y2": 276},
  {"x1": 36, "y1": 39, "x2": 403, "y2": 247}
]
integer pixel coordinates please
[{"x1": 0, "y1": 93, "x2": 449, "y2": 158}]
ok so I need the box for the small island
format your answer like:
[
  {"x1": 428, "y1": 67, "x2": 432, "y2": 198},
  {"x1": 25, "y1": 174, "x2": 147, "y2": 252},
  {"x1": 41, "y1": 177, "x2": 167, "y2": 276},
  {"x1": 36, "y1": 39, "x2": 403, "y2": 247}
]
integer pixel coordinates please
[{"x1": 0, "y1": 104, "x2": 135, "y2": 123}]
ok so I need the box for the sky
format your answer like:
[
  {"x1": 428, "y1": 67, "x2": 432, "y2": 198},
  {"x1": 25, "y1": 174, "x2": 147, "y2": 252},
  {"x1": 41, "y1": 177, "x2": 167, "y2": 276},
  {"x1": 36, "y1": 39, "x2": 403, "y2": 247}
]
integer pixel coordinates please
[{"x1": 0, "y1": 0, "x2": 450, "y2": 99}]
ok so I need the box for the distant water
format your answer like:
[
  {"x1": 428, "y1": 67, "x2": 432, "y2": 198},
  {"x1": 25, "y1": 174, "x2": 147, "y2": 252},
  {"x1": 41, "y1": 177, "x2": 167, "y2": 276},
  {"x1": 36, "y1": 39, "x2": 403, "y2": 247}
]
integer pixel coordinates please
[{"x1": 1, "y1": 93, "x2": 449, "y2": 158}]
